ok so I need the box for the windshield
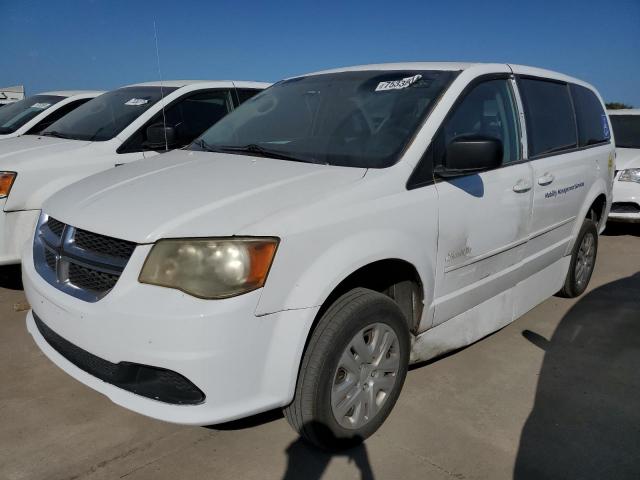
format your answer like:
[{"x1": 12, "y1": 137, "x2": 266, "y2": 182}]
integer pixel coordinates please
[
  {"x1": 0, "y1": 95, "x2": 64, "y2": 134},
  {"x1": 191, "y1": 70, "x2": 457, "y2": 168},
  {"x1": 41, "y1": 86, "x2": 176, "y2": 141},
  {"x1": 610, "y1": 115, "x2": 640, "y2": 149}
]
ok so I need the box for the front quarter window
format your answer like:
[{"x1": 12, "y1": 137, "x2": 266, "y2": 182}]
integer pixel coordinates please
[{"x1": 191, "y1": 70, "x2": 457, "y2": 168}]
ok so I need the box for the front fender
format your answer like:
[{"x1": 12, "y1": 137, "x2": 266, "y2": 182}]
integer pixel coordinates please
[{"x1": 256, "y1": 228, "x2": 436, "y2": 331}]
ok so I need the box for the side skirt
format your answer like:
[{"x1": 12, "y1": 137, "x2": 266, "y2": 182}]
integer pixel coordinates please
[{"x1": 410, "y1": 256, "x2": 571, "y2": 364}]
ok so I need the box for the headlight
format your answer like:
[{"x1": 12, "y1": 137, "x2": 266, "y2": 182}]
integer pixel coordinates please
[
  {"x1": 139, "y1": 237, "x2": 278, "y2": 299},
  {"x1": 0, "y1": 172, "x2": 16, "y2": 198},
  {"x1": 619, "y1": 168, "x2": 640, "y2": 183}
]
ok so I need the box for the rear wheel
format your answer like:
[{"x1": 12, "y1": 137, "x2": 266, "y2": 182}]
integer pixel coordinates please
[
  {"x1": 284, "y1": 288, "x2": 410, "y2": 450},
  {"x1": 558, "y1": 218, "x2": 598, "y2": 298}
]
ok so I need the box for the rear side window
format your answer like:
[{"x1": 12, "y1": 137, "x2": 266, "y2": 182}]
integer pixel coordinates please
[
  {"x1": 570, "y1": 84, "x2": 610, "y2": 147},
  {"x1": 519, "y1": 78, "x2": 577, "y2": 157}
]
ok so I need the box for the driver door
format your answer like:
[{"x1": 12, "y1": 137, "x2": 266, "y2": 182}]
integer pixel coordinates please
[{"x1": 432, "y1": 76, "x2": 533, "y2": 326}]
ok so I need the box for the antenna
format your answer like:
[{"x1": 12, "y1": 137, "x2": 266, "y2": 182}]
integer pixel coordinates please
[{"x1": 153, "y1": 20, "x2": 168, "y2": 151}]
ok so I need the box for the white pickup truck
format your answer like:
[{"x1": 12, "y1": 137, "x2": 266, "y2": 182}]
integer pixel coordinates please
[
  {"x1": 0, "y1": 91, "x2": 102, "y2": 140},
  {"x1": 0, "y1": 80, "x2": 268, "y2": 265},
  {"x1": 24, "y1": 63, "x2": 612, "y2": 449}
]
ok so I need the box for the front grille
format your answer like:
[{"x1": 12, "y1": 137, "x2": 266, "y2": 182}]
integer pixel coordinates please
[
  {"x1": 33, "y1": 215, "x2": 136, "y2": 302},
  {"x1": 75, "y1": 228, "x2": 136, "y2": 259},
  {"x1": 68, "y1": 263, "x2": 119, "y2": 292},
  {"x1": 34, "y1": 313, "x2": 205, "y2": 405},
  {"x1": 611, "y1": 202, "x2": 640, "y2": 214},
  {"x1": 45, "y1": 249, "x2": 57, "y2": 270},
  {"x1": 46, "y1": 218, "x2": 65, "y2": 237}
]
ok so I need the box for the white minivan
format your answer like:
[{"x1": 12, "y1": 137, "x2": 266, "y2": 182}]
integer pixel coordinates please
[
  {"x1": 0, "y1": 80, "x2": 268, "y2": 265},
  {"x1": 0, "y1": 91, "x2": 103, "y2": 140},
  {"x1": 24, "y1": 63, "x2": 613, "y2": 449},
  {"x1": 607, "y1": 109, "x2": 640, "y2": 222}
]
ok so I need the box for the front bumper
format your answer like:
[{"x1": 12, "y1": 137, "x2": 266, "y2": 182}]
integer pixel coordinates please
[
  {"x1": 23, "y1": 241, "x2": 319, "y2": 426},
  {"x1": 0, "y1": 206, "x2": 40, "y2": 265},
  {"x1": 608, "y1": 175, "x2": 640, "y2": 223}
]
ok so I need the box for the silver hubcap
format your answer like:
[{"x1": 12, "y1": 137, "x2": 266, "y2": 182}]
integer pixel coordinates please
[
  {"x1": 331, "y1": 323, "x2": 401, "y2": 430},
  {"x1": 575, "y1": 232, "x2": 595, "y2": 289}
]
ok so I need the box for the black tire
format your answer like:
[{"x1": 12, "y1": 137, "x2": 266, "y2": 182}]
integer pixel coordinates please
[
  {"x1": 284, "y1": 288, "x2": 410, "y2": 450},
  {"x1": 557, "y1": 218, "x2": 598, "y2": 298}
]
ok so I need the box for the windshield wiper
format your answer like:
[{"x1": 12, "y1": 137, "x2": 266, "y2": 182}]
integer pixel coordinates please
[
  {"x1": 218, "y1": 144, "x2": 316, "y2": 163},
  {"x1": 196, "y1": 142, "x2": 316, "y2": 164},
  {"x1": 40, "y1": 130, "x2": 73, "y2": 139},
  {"x1": 191, "y1": 138, "x2": 221, "y2": 152}
]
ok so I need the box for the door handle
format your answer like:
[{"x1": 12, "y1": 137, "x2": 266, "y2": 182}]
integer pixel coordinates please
[
  {"x1": 115, "y1": 163, "x2": 124, "y2": 167},
  {"x1": 538, "y1": 173, "x2": 555, "y2": 186},
  {"x1": 513, "y1": 180, "x2": 532, "y2": 193}
]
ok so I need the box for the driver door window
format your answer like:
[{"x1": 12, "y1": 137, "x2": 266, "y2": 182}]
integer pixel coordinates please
[
  {"x1": 121, "y1": 90, "x2": 233, "y2": 153},
  {"x1": 443, "y1": 79, "x2": 521, "y2": 164}
]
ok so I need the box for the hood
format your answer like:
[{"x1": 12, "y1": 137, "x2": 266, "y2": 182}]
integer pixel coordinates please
[
  {"x1": 0, "y1": 135, "x2": 91, "y2": 169},
  {"x1": 44, "y1": 150, "x2": 367, "y2": 243},
  {"x1": 615, "y1": 148, "x2": 640, "y2": 171}
]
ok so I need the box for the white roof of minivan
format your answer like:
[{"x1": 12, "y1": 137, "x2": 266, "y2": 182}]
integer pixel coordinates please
[
  {"x1": 301, "y1": 62, "x2": 593, "y2": 90},
  {"x1": 39, "y1": 90, "x2": 104, "y2": 97},
  {"x1": 125, "y1": 80, "x2": 270, "y2": 89},
  {"x1": 608, "y1": 109, "x2": 640, "y2": 115}
]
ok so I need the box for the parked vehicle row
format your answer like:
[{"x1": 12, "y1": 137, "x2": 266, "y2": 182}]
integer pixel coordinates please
[
  {"x1": 0, "y1": 80, "x2": 268, "y2": 265},
  {"x1": 15, "y1": 62, "x2": 617, "y2": 449},
  {"x1": 0, "y1": 90, "x2": 102, "y2": 139},
  {"x1": 607, "y1": 109, "x2": 640, "y2": 222}
]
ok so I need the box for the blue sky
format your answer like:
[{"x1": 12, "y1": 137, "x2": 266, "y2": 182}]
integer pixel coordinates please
[{"x1": 2, "y1": 0, "x2": 639, "y2": 105}]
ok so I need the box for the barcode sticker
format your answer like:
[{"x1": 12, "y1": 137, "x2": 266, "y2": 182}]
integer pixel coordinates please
[{"x1": 375, "y1": 75, "x2": 422, "y2": 92}]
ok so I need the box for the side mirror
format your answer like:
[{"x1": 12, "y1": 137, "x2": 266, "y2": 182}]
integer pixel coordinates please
[
  {"x1": 437, "y1": 135, "x2": 503, "y2": 177},
  {"x1": 145, "y1": 123, "x2": 177, "y2": 150}
]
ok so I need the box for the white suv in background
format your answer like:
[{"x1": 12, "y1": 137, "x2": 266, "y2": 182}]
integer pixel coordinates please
[
  {"x1": 0, "y1": 91, "x2": 103, "y2": 140},
  {"x1": 0, "y1": 80, "x2": 268, "y2": 265},
  {"x1": 24, "y1": 63, "x2": 612, "y2": 449},
  {"x1": 608, "y1": 109, "x2": 640, "y2": 222}
]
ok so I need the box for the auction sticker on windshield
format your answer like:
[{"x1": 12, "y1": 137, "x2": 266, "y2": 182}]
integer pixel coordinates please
[
  {"x1": 375, "y1": 75, "x2": 422, "y2": 91},
  {"x1": 31, "y1": 103, "x2": 51, "y2": 109},
  {"x1": 125, "y1": 98, "x2": 149, "y2": 106}
]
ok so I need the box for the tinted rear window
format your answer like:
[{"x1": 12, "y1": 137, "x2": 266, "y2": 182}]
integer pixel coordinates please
[
  {"x1": 609, "y1": 115, "x2": 640, "y2": 149},
  {"x1": 519, "y1": 78, "x2": 577, "y2": 157},
  {"x1": 570, "y1": 84, "x2": 610, "y2": 147}
]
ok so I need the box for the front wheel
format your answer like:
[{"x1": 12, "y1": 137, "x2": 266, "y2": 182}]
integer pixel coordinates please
[
  {"x1": 284, "y1": 288, "x2": 410, "y2": 450},
  {"x1": 558, "y1": 218, "x2": 598, "y2": 298}
]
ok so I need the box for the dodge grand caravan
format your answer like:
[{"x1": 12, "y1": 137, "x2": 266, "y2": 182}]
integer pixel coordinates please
[
  {"x1": 0, "y1": 90, "x2": 103, "y2": 140},
  {"x1": 607, "y1": 109, "x2": 640, "y2": 222},
  {"x1": 0, "y1": 80, "x2": 267, "y2": 265},
  {"x1": 24, "y1": 63, "x2": 613, "y2": 449}
]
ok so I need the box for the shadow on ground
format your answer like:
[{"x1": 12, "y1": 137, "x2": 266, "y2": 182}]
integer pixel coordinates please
[
  {"x1": 281, "y1": 422, "x2": 374, "y2": 480},
  {"x1": 603, "y1": 222, "x2": 640, "y2": 237},
  {"x1": 0, "y1": 264, "x2": 23, "y2": 290},
  {"x1": 515, "y1": 272, "x2": 640, "y2": 479},
  {"x1": 210, "y1": 415, "x2": 375, "y2": 479}
]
